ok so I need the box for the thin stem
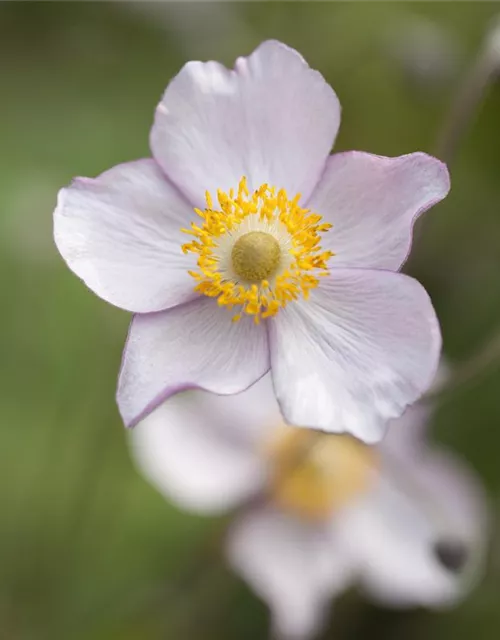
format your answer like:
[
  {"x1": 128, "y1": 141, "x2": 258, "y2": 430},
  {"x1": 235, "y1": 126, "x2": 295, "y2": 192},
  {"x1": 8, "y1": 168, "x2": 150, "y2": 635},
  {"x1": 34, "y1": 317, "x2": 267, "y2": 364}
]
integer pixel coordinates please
[
  {"x1": 430, "y1": 16, "x2": 500, "y2": 403},
  {"x1": 435, "y1": 15, "x2": 500, "y2": 164},
  {"x1": 426, "y1": 328, "x2": 500, "y2": 406}
]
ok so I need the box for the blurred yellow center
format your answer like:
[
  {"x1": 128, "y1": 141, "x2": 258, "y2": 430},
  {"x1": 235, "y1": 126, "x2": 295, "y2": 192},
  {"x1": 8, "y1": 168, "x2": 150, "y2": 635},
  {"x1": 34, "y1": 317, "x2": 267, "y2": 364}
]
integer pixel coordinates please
[
  {"x1": 264, "y1": 426, "x2": 377, "y2": 521},
  {"x1": 232, "y1": 231, "x2": 281, "y2": 282}
]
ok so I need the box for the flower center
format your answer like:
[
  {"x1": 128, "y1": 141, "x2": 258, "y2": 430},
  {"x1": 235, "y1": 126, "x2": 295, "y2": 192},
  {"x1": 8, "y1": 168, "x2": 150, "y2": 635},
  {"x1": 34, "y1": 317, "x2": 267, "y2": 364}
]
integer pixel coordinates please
[
  {"x1": 181, "y1": 177, "x2": 334, "y2": 324},
  {"x1": 231, "y1": 231, "x2": 281, "y2": 282},
  {"x1": 264, "y1": 426, "x2": 377, "y2": 521}
]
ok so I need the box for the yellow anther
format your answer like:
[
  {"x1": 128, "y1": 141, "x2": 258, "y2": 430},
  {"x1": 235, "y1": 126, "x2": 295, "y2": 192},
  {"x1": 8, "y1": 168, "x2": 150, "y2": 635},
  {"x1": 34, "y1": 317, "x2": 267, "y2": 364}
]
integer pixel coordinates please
[{"x1": 181, "y1": 177, "x2": 334, "y2": 322}]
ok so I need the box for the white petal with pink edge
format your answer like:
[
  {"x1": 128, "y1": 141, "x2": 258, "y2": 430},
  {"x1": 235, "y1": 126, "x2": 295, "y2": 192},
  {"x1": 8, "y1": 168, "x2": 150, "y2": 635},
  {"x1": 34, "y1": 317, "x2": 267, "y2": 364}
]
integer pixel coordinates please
[
  {"x1": 117, "y1": 297, "x2": 270, "y2": 428},
  {"x1": 150, "y1": 40, "x2": 340, "y2": 208},
  {"x1": 307, "y1": 151, "x2": 450, "y2": 271},
  {"x1": 381, "y1": 359, "x2": 450, "y2": 457},
  {"x1": 54, "y1": 159, "x2": 196, "y2": 313},
  {"x1": 129, "y1": 378, "x2": 280, "y2": 513},
  {"x1": 269, "y1": 269, "x2": 441, "y2": 443}
]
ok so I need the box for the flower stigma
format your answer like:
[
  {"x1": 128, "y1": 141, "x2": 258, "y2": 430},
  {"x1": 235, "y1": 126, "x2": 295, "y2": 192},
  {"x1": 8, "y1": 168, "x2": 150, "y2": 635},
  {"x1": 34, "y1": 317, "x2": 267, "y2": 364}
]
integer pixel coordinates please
[
  {"x1": 264, "y1": 426, "x2": 378, "y2": 521},
  {"x1": 181, "y1": 177, "x2": 334, "y2": 323},
  {"x1": 231, "y1": 231, "x2": 281, "y2": 282}
]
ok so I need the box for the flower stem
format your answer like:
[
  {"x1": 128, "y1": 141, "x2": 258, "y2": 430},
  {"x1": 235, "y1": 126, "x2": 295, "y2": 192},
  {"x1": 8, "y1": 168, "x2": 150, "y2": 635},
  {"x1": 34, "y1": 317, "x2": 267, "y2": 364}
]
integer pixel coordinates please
[
  {"x1": 435, "y1": 15, "x2": 500, "y2": 164},
  {"x1": 426, "y1": 328, "x2": 500, "y2": 406},
  {"x1": 431, "y1": 16, "x2": 500, "y2": 402}
]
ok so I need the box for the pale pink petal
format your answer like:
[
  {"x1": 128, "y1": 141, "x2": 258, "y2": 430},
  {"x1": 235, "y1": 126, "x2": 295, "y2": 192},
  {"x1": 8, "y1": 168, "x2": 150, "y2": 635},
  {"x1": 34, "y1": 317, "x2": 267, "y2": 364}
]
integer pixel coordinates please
[
  {"x1": 118, "y1": 298, "x2": 270, "y2": 428},
  {"x1": 227, "y1": 506, "x2": 353, "y2": 639},
  {"x1": 269, "y1": 270, "x2": 441, "y2": 443},
  {"x1": 54, "y1": 159, "x2": 197, "y2": 313},
  {"x1": 396, "y1": 447, "x2": 489, "y2": 551},
  {"x1": 381, "y1": 360, "x2": 450, "y2": 456},
  {"x1": 334, "y1": 448, "x2": 488, "y2": 608},
  {"x1": 307, "y1": 152, "x2": 450, "y2": 271},
  {"x1": 129, "y1": 378, "x2": 279, "y2": 513},
  {"x1": 381, "y1": 402, "x2": 433, "y2": 456},
  {"x1": 150, "y1": 40, "x2": 340, "y2": 208}
]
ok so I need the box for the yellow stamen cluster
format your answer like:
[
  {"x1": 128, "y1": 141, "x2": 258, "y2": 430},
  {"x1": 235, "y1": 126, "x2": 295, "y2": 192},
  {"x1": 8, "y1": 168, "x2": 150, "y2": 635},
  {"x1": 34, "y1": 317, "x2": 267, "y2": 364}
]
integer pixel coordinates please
[
  {"x1": 181, "y1": 177, "x2": 333, "y2": 323},
  {"x1": 265, "y1": 427, "x2": 377, "y2": 521}
]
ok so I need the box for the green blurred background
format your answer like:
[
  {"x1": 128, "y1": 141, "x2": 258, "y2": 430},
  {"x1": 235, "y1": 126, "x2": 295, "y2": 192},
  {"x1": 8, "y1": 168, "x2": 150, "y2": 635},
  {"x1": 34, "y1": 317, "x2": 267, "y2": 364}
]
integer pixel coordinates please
[{"x1": 1, "y1": 2, "x2": 500, "y2": 638}]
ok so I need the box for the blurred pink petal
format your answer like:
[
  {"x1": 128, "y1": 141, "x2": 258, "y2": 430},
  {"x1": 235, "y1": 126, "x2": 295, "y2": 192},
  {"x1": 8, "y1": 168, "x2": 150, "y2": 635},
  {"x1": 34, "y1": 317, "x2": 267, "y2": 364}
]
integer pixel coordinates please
[
  {"x1": 381, "y1": 361, "x2": 450, "y2": 455},
  {"x1": 227, "y1": 506, "x2": 354, "y2": 640},
  {"x1": 334, "y1": 419, "x2": 488, "y2": 608},
  {"x1": 130, "y1": 374, "x2": 279, "y2": 512}
]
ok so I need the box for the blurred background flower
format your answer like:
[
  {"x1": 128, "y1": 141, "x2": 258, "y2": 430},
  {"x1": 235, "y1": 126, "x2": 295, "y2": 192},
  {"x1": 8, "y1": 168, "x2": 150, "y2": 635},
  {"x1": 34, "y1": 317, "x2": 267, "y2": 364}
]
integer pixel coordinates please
[
  {"x1": 130, "y1": 368, "x2": 488, "y2": 639},
  {"x1": 1, "y1": 2, "x2": 500, "y2": 639}
]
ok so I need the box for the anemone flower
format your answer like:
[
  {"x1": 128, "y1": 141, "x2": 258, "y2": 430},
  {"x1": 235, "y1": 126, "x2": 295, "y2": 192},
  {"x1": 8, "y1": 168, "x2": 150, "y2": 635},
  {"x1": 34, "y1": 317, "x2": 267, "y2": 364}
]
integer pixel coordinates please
[
  {"x1": 54, "y1": 40, "x2": 449, "y2": 441},
  {"x1": 130, "y1": 370, "x2": 488, "y2": 639}
]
